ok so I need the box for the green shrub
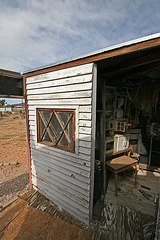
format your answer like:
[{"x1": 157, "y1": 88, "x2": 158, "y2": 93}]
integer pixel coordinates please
[
  {"x1": 13, "y1": 111, "x2": 19, "y2": 115},
  {"x1": 13, "y1": 116, "x2": 19, "y2": 119},
  {"x1": 3, "y1": 111, "x2": 12, "y2": 117},
  {"x1": 6, "y1": 111, "x2": 12, "y2": 115}
]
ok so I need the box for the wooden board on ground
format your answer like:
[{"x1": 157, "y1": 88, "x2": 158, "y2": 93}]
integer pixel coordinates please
[
  {"x1": 0, "y1": 198, "x2": 28, "y2": 232},
  {"x1": 95, "y1": 202, "x2": 143, "y2": 240},
  {"x1": 0, "y1": 198, "x2": 94, "y2": 240}
]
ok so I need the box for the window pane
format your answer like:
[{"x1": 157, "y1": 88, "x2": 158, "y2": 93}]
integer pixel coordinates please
[
  {"x1": 50, "y1": 114, "x2": 62, "y2": 141},
  {"x1": 67, "y1": 117, "x2": 74, "y2": 143},
  {"x1": 41, "y1": 110, "x2": 52, "y2": 123},
  {"x1": 58, "y1": 133, "x2": 68, "y2": 146},
  {"x1": 39, "y1": 115, "x2": 45, "y2": 138},
  {"x1": 37, "y1": 109, "x2": 75, "y2": 152},
  {"x1": 56, "y1": 111, "x2": 73, "y2": 126},
  {"x1": 43, "y1": 131, "x2": 52, "y2": 142}
]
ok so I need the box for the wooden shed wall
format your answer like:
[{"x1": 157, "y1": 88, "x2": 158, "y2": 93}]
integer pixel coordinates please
[{"x1": 26, "y1": 63, "x2": 96, "y2": 223}]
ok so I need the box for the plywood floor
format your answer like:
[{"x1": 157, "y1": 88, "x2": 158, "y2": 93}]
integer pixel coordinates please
[
  {"x1": 106, "y1": 168, "x2": 160, "y2": 216},
  {"x1": 0, "y1": 198, "x2": 94, "y2": 240},
  {"x1": 94, "y1": 167, "x2": 160, "y2": 240}
]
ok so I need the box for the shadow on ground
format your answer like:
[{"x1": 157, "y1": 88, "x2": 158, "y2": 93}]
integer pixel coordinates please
[{"x1": 0, "y1": 173, "x2": 29, "y2": 197}]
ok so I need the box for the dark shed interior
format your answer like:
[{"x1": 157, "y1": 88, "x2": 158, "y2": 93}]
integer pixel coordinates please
[{"x1": 94, "y1": 44, "x2": 160, "y2": 204}]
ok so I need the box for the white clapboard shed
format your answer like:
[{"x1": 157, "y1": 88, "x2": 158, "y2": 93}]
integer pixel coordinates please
[{"x1": 23, "y1": 33, "x2": 160, "y2": 224}]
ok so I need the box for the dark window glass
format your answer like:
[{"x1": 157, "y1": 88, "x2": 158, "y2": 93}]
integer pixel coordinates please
[{"x1": 37, "y1": 109, "x2": 75, "y2": 152}]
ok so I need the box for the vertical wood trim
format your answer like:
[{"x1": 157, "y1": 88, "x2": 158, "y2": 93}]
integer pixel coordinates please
[
  {"x1": 102, "y1": 78, "x2": 106, "y2": 194},
  {"x1": 23, "y1": 76, "x2": 26, "y2": 97},
  {"x1": 89, "y1": 63, "x2": 97, "y2": 221},
  {"x1": 25, "y1": 98, "x2": 32, "y2": 188},
  {"x1": 37, "y1": 109, "x2": 40, "y2": 142}
]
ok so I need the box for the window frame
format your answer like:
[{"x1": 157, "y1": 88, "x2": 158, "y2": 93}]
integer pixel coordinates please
[{"x1": 36, "y1": 108, "x2": 75, "y2": 153}]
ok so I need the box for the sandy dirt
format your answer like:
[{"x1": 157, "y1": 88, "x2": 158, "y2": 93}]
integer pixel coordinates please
[
  {"x1": 0, "y1": 113, "x2": 29, "y2": 208},
  {"x1": 0, "y1": 114, "x2": 28, "y2": 164}
]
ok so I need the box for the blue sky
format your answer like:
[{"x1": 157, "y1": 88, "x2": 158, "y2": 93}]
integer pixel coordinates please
[{"x1": 0, "y1": 0, "x2": 160, "y2": 104}]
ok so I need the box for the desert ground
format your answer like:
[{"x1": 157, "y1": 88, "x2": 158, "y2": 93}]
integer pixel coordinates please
[{"x1": 0, "y1": 112, "x2": 29, "y2": 209}]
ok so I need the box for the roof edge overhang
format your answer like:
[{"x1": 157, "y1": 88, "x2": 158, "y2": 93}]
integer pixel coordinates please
[
  {"x1": 23, "y1": 33, "x2": 160, "y2": 77},
  {"x1": 0, "y1": 69, "x2": 22, "y2": 79},
  {"x1": 0, "y1": 69, "x2": 24, "y2": 98}
]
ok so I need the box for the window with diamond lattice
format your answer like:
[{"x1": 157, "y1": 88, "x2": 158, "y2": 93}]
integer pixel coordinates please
[{"x1": 37, "y1": 109, "x2": 75, "y2": 152}]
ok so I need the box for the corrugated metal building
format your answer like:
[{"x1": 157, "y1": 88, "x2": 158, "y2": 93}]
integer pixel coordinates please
[{"x1": 23, "y1": 33, "x2": 160, "y2": 224}]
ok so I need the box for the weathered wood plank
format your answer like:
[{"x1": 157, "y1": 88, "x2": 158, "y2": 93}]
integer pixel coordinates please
[
  {"x1": 79, "y1": 120, "x2": 92, "y2": 127},
  {"x1": 29, "y1": 120, "x2": 35, "y2": 127},
  {"x1": 79, "y1": 153, "x2": 91, "y2": 161},
  {"x1": 79, "y1": 133, "x2": 92, "y2": 142},
  {"x1": 28, "y1": 110, "x2": 35, "y2": 116},
  {"x1": 31, "y1": 161, "x2": 90, "y2": 193},
  {"x1": 29, "y1": 129, "x2": 35, "y2": 136},
  {"x1": 79, "y1": 106, "x2": 92, "y2": 113},
  {"x1": 27, "y1": 74, "x2": 92, "y2": 89},
  {"x1": 31, "y1": 157, "x2": 90, "y2": 184},
  {"x1": 79, "y1": 147, "x2": 91, "y2": 155},
  {"x1": 29, "y1": 115, "x2": 35, "y2": 121},
  {"x1": 27, "y1": 82, "x2": 92, "y2": 95},
  {"x1": 30, "y1": 135, "x2": 36, "y2": 141},
  {"x1": 29, "y1": 125, "x2": 35, "y2": 130},
  {"x1": 31, "y1": 147, "x2": 90, "y2": 170},
  {"x1": 79, "y1": 127, "x2": 92, "y2": 135},
  {"x1": 31, "y1": 166, "x2": 90, "y2": 208},
  {"x1": 26, "y1": 63, "x2": 93, "y2": 84},
  {"x1": 31, "y1": 166, "x2": 89, "y2": 204},
  {"x1": 28, "y1": 98, "x2": 92, "y2": 105},
  {"x1": 31, "y1": 150, "x2": 90, "y2": 178},
  {"x1": 27, "y1": 90, "x2": 92, "y2": 100},
  {"x1": 79, "y1": 112, "x2": 92, "y2": 120},
  {"x1": 79, "y1": 140, "x2": 92, "y2": 149},
  {"x1": 34, "y1": 149, "x2": 86, "y2": 170},
  {"x1": 28, "y1": 105, "x2": 35, "y2": 111},
  {"x1": 31, "y1": 161, "x2": 90, "y2": 197}
]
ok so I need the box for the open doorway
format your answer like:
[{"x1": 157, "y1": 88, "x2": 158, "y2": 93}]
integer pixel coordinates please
[
  {"x1": 0, "y1": 98, "x2": 29, "y2": 209},
  {"x1": 94, "y1": 45, "x2": 160, "y2": 207},
  {"x1": 92, "y1": 46, "x2": 160, "y2": 239},
  {"x1": 0, "y1": 69, "x2": 29, "y2": 210}
]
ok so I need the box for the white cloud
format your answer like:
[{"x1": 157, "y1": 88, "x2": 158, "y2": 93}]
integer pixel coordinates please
[{"x1": 0, "y1": 0, "x2": 160, "y2": 72}]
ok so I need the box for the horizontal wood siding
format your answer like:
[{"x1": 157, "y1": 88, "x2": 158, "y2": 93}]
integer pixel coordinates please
[{"x1": 26, "y1": 63, "x2": 94, "y2": 224}]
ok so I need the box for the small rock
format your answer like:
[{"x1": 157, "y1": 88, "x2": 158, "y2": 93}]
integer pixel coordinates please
[
  {"x1": 3, "y1": 163, "x2": 10, "y2": 166},
  {"x1": 10, "y1": 161, "x2": 18, "y2": 166},
  {"x1": 0, "y1": 163, "x2": 3, "y2": 166}
]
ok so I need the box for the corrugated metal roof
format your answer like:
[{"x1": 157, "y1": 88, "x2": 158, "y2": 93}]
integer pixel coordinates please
[{"x1": 23, "y1": 33, "x2": 160, "y2": 74}]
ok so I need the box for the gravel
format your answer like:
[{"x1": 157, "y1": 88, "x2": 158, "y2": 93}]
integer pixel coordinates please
[{"x1": 0, "y1": 164, "x2": 29, "y2": 209}]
